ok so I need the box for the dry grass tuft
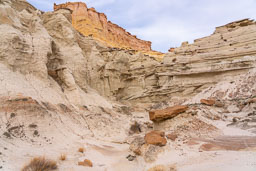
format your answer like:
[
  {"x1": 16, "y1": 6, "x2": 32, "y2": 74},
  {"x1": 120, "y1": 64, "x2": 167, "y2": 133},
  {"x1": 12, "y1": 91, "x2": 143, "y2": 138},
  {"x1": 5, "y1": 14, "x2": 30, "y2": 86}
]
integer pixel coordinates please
[
  {"x1": 59, "y1": 154, "x2": 66, "y2": 161},
  {"x1": 78, "y1": 147, "x2": 85, "y2": 153},
  {"x1": 22, "y1": 157, "x2": 57, "y2": 171}
]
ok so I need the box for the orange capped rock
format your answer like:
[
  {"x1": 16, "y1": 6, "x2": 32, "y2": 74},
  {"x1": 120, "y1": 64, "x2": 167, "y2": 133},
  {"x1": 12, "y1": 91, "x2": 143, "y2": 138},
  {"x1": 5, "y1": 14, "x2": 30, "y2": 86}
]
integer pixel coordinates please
[
  {"x1": 144, "y1": 131, "x2": 167, "y2": 146},
  {"x1": 149, "y1": 105, "x2": 188, "y2": 122},
  {"x1": 54, "y1": 2, "x2": 152, "y2": 52}
]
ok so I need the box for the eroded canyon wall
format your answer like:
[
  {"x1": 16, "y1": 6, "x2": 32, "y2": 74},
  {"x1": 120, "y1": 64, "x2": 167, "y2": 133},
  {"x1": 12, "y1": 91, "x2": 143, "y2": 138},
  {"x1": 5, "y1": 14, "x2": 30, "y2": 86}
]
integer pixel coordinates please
[
  {"x1": 53, "y1": 2, "x2": 152, "y2": 52},
  {"x1": 3, "y1": 0, "x2": 255, "y2": 106},
  {"x1": 87, "y1": 19, "x2": 256, "y2": 103}
]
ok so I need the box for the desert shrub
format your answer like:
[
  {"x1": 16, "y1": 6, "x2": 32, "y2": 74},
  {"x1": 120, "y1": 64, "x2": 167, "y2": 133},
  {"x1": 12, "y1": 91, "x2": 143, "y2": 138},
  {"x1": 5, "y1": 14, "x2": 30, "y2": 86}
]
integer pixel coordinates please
[
  {"x1": 22, "y1": 157, "x2": 57, "y2": 171},
  {"x1": 59, "y1": 154, "x2": 66, "y2": 161}
]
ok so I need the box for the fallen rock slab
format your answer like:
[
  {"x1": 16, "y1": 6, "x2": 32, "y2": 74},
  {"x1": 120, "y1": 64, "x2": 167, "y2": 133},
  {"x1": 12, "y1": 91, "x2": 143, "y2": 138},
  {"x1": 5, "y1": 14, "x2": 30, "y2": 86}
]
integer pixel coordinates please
[
  {"x1": 149, "y1": 105, "x2": 188, "y2": 122},
  {"x1": 200, "y1": 99, "x2": 215, "y2": 106},
  {"x1": 144, "y1": 131, "x2": 167, "y2": 146}
]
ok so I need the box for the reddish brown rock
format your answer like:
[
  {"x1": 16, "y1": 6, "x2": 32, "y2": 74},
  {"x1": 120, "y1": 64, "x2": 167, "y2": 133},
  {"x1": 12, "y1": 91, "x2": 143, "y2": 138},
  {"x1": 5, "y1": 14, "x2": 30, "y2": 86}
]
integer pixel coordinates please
[
  {"x1": 166, "y1": 133, "x2": 178, "y2": 141},
  {"x1": 149, "y1": 105, "x2": 188, "y2": 122},
  {"x1": 144, "y1": 131, "x2": 167, "y2": 146},
  {"x1": 200, "y1": 99, "x2": 215, "y2": 106},
  {"x1": 78, "y1": 159, "x2": 93, "y2": 167}
]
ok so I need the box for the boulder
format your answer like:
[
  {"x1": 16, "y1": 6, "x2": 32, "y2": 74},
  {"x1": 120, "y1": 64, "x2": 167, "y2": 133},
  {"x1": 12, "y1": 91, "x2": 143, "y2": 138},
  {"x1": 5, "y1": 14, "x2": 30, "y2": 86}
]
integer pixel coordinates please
[
  {"x1": 144, "y1": 131, "x2": 167, "y2": 146},
  {"x1": 149, "y1": 105, "x2": 188, "y2": 122}
]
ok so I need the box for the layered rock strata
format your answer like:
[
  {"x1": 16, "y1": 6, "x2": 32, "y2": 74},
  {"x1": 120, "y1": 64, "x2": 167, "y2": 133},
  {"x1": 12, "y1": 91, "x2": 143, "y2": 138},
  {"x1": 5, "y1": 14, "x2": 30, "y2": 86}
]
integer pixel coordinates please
[
  {"x1": 53, "y1": 2, "x2": 152, "y2": 52},
  {"x1": 88, "y1": 19, "x2": 256, "y2": 103}
]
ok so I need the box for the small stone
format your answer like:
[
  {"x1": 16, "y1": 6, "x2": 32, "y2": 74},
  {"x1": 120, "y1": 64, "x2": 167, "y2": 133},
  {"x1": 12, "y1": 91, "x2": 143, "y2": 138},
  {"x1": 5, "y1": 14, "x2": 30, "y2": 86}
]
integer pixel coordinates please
[
  {"x1": 129, "y1": 121, "x2": 141, "y2": 134},
  {"x1": 33, "y1": 130, "x2": 39, "y2": 136},
  {"x1": 29, "y1": 124, "x2": 38, "y2": 128},
  {"x1": 233, "y1": 117, "x2": 239, "y2": 123},
  {"x1": 10, "y1": 113, "x2": 16, "y2": 118},
  {"x1": 78, "y1": 159, "x2": 93, "y2": 167},
  {"x1": 166, "y1": 133, "x2": 178, "y2": 141},
  {"x1": 126, "y1": 154, "x2": 136, "y2": 161},
  {"x1": 3, "y1": 132, "x2": 11, "y2": 138},
  {"x1": 133, "y1": 148, "x2": 141, "y2": 156}
]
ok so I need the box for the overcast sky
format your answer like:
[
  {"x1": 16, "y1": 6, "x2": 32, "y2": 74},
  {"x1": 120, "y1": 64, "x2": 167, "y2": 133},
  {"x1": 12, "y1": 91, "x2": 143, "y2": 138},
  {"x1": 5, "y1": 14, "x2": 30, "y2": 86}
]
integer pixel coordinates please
[{"x1": 27, "y1": 0, "x2": 256, "y2": 52}]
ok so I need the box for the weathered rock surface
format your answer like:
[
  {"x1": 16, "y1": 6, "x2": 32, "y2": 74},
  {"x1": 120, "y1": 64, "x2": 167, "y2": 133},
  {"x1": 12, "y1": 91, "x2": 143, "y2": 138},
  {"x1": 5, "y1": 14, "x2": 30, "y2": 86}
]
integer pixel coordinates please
[
  {"x1": 199, "y1": 136, "x2": 256, "y2": 151},
  {"x1": 79, "y1": 19, "x2": 256, "y2": 103},
  {"x1": 38, "y1": 4, "x2": 256, "y2": 105},
  {"x1": 0, "y1": 1, "x2": 135, "y2": 170},
  {"x1": 149, "y1": 105, "x2": 188, "y2": 122}
]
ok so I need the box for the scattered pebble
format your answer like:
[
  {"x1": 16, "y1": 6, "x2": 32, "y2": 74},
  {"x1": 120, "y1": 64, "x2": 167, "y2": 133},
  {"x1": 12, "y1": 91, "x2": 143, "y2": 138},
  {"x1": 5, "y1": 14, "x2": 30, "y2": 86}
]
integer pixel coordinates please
[{"x1": 126, "y1": 154, "x2": 136, "y2": 161}]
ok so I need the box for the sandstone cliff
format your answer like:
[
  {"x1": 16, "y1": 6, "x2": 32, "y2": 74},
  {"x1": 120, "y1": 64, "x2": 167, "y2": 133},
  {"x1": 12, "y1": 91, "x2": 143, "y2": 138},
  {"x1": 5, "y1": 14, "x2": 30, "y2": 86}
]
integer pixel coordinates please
[{"x1": 54, "y1": 2, "x2": 152, "y2": 52}]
